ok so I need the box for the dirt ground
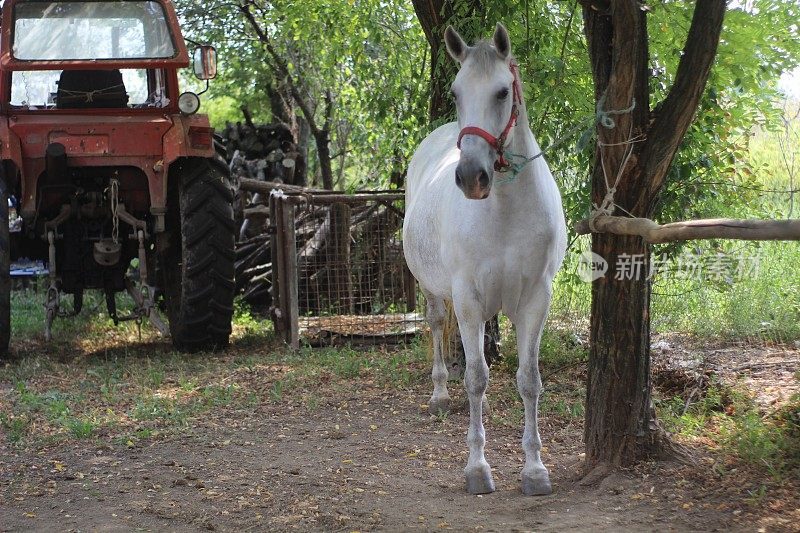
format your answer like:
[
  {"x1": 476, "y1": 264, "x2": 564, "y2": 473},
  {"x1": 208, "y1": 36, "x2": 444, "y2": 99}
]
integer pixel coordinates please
[{"x1": 1, "y1": 333, "x2": 798, "y2": 532}]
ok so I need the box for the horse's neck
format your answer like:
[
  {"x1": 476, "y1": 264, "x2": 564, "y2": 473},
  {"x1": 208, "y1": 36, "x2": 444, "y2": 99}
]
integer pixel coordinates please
[{"x1": 492, "y1": 120, "x2": 543, "y2": 203}]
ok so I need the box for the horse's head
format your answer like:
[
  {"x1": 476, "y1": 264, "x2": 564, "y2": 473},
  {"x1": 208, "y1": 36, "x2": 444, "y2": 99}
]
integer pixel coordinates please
[{"x1": 446, "y1": 23, "x2": 520, "y2": 200}]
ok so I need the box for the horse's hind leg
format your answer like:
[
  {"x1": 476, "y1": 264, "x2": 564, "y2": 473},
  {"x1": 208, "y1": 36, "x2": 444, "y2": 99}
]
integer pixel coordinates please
[
  {"x1": 453, "y1": 298, "x2": 494, "y2": 494},
  {"x1": 424, "y1": 290, "x2": 450, "y2": 414},
  {"x1": 512, "y1": 283, "x2": 554, "y2": 496}
]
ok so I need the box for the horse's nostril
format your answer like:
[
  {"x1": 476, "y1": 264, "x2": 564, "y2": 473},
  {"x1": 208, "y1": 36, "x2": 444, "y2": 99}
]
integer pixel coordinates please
[
  {"x1": 455, "y1": 170, "x2": 464, "y2": 188},
  {"x1": 478, "y1": 170, "x2": 490, "y2": 188}
]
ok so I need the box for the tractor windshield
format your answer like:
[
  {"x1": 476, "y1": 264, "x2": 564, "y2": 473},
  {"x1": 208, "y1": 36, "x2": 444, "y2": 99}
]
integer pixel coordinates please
[
  {"x1": 12, "y1": 1, "x2": 176, "y2": 61},
  {"x1": 10, "y1": 68, "x2": 170, "y2": 109}
]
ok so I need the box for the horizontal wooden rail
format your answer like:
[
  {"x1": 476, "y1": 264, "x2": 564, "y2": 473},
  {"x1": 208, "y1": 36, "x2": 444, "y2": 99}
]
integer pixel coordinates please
[
  {"x1": 575, "y1": 216, "x2": 800, "y2": 243},
  {"x1": 238, "y1": 178, "x2": 405, "y2": 205},
  {"x1": 239, "y1": 178, "x2": 325, "y2": 195}
]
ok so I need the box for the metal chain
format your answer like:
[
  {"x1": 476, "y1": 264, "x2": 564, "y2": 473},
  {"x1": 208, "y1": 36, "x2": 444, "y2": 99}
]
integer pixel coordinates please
[{"x1": 110, "y1": 178, "x2": 120, "y2": 244}]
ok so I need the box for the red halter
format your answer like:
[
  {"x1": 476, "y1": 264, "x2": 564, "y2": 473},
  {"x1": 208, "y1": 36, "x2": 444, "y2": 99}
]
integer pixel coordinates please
[{"x1": 456, "y1": 61, "x2": 523, "y2": 172}]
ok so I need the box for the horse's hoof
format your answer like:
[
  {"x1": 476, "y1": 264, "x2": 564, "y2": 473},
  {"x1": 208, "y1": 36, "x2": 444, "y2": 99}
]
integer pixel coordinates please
[
  {"x1": 521, "y1": 470, "x2": 552, "y2": 496},
  {"x1": 465, "y1": 465, "x2": 496, "y2": 495},
  {"x1": 429, "y1": 397, "x2": 451, "y2": 415}
]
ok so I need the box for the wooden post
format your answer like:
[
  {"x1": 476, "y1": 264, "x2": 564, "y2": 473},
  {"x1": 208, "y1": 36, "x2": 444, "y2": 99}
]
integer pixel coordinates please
[
  {"x1": 268, "y1": 193, "x2": 284, "y2": 337},
  {"x1": 281, "y1": 199, "x2": 300, "y2": 350},
  {"x1": 576, "y1": 216, "x2": 800, "y2": 242}
]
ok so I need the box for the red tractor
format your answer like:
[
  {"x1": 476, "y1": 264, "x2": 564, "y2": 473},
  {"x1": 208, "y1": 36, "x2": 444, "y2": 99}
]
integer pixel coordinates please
[{"x1": 0, "y1": 0, "x2": 235, "y2": 355}]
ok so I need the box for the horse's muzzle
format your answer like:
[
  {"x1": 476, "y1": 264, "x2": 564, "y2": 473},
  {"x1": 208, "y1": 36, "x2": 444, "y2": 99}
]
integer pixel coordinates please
[{"x1": 455, "y1": 162, "x2": 492, "y2": 200}]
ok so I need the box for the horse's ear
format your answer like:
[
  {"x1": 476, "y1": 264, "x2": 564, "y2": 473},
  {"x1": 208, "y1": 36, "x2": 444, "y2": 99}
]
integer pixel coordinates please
[
  {"x1": 493, "y1": 23, "x2": 511, "y2": 59},
  {"x1": 444, "y1": 25, "x2": 469, "y2": 62}
]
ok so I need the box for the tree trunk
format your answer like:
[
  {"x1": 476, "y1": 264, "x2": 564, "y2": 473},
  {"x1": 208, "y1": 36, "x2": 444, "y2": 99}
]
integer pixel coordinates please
[
  {"x1": 316, "y1": 129, "x2": 334, "y2": 190},
  {"x1": 581, "y1": 0, "x2": 725, "y2": 467},
  {"x1": 586, "y1": 233, "x2": 655, "y2": 463},
  {"x1": 295, "y1": 117, "x2": 310, "y2": 187}
]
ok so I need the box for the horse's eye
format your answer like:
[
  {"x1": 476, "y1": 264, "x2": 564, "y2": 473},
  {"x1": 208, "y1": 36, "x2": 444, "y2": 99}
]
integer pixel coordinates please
[{"x1": 497, "y1": 88, "x2": 510, "y2": 100}]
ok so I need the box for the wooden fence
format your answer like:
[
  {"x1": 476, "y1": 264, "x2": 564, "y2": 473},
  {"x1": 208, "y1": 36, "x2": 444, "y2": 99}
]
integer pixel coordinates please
[{"x1": 266, "y1": 189, "x2": 420, "y2": 349}]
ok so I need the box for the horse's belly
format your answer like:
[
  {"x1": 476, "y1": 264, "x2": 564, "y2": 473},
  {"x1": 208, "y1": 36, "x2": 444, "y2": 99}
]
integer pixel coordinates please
[
  {"x1": 445, "y1": 250, "x2": 553, "y2": 319},
  {"x1": 403, "y1": 208, "x2": 451, "y2": 299}
]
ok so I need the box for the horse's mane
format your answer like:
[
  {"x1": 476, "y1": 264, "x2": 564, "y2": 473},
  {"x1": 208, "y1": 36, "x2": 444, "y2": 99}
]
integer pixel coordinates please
[{"x1": 468, "y1": 40, "x2": 514, "y2": 74}]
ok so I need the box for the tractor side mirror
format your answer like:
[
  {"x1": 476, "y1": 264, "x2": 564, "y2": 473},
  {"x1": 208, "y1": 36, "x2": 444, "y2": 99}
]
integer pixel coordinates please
[{"x1": 193, "y1": 46, "x2": 218, "y2": 80}]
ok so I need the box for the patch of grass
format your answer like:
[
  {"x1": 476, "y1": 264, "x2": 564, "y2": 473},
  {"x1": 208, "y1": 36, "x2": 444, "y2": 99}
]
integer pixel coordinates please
[
  {"x1": 371, "y1": 351, "x2": 422, "y2": 388},
  {"x1": 496, "y1": 325, "x2": 587, "y2": 377},
  {"x1": 131, "y1": 395, "x2": 190, "y2": 425},
  {"x1": 145, "y1": 366, "x2": 165, "y2": 389},
  {"x1": 16, "y1": 381, "x2": 44, "y2": 408},
  {"x1": 269, "y1": 377, "x2": 292, "y2": 403},
  {"x1": 178, "y1": 377, "x2": 198, "y2": 392},
  {"x1": 0, "y1": 412, "x2": 30, "y2": 442},
  {"x1": 303, "y1": 392, "x2": 320, "y2": 411},
  {"x1": 45, "y1": 397, "x2": 70, "y2": 419},
  {"x1": 652, "y1": 241, "x2": 800, "y2": 340},
  {"x1": 232, "y1": 297, "x2": 274, "y2": 343},
  {"x1": 64, "y1": 417, "x2": 94, "y2": 439},
  {"x1": 656, "y1": 378, "x2": 800, "y2": 480},
  {"x1": 540, "y1": 395, "x2": 585, "y2": 418},
  {"x1": 718, "y1": 394, "x2": 800, "y2": 480},
  {"x1": 201, "y1": 384, "x2": 238, "y2": 407}
]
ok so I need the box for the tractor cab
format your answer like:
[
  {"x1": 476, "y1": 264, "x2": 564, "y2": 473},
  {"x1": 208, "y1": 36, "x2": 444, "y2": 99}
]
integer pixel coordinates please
[{"x1": 2, "y1": 1, "x2": 187, "y2": 112}]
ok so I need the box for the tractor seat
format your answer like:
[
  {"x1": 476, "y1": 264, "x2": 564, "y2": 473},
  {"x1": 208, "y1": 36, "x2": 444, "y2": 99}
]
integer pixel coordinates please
[{"x1": 56, "y1": 69, "x2": 129, "y2": 109}]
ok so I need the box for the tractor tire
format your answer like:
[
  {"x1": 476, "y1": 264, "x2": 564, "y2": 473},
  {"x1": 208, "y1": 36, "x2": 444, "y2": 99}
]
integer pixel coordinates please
[
  {"x1": 162, "y1": 158, "x2": 235, "y2": 352},
  {"x1": 0, "y1": 174, "x2": 9, "y2": 358}
]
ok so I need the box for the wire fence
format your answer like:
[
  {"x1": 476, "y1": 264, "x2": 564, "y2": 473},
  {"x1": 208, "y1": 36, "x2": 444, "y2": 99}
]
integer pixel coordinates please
[{"x1": 270, "y1": 191, "x2": 423, "y2": 347}]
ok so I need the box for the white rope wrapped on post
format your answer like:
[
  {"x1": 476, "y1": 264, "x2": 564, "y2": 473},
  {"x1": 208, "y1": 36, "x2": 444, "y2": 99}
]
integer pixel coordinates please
[
  {"x1": 577, "y1": 93, "x2": 800, "y2": 243},
  {"x1": 576, "y1": 216, "x2": 800, "y2": 243}
]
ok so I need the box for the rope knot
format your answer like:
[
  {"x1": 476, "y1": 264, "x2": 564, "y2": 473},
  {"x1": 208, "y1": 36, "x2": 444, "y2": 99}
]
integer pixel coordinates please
[
  {"x1": 589, "y1": 189, "x2": 618, "y2": 232},
  {"x1": 596, "y1": 94, "x2": 636, "y2": 130}
]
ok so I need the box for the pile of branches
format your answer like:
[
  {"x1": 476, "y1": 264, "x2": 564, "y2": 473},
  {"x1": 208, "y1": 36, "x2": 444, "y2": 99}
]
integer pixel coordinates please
[
  {"x1": 221, "y1": 106, "x2": 305, "y2": 187},
  {"x1": 233, "y1": 180, "x2": 408, "y2": 316},
  {"x1": 222, "y1": 108, "x2": 410, "y2": 323}
]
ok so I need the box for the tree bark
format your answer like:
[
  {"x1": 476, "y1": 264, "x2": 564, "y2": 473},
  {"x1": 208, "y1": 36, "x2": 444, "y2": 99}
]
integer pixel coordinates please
[{"x1": 581, "y1": 0, "x2": 726, "y2": 467}]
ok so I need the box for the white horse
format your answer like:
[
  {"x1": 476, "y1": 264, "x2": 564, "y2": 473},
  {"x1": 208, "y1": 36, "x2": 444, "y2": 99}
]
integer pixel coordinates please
[{"x1": 403, "y1": 23, "x2": 567, "y2": 495}]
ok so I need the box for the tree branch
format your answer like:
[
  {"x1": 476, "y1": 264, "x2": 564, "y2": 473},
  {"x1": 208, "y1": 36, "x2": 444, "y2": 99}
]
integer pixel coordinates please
[
  {"x1": 639, "y1": 0, "x2": 726, "y2": 205},
  {"x1": 238, "y1": 2, "x2": 320, "y2": 136},
  {"x1": 238, "y1": 2, "x2": 335, "y2": 189}
]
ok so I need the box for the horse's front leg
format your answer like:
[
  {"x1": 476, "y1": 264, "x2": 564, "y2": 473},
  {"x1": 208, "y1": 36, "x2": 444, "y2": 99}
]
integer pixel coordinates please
[
  {"x1": 423, "y1": 290, "x2": 450, "y2": 413},
  {"x1": 511, "y1": 284, "x2": 553, "y2": 496},
  {"x1": 453, "y1": 298, "x2": 494, "y2": 494}
]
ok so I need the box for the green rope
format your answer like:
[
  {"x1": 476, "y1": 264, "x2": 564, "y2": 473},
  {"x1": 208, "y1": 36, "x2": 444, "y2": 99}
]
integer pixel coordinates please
[{"x1": 495, "y1": 95, "x2": 636, "y2": 184}]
